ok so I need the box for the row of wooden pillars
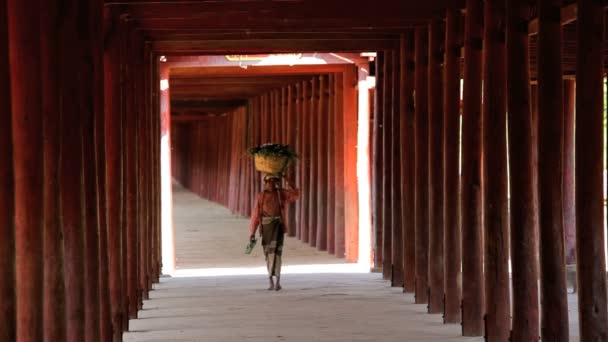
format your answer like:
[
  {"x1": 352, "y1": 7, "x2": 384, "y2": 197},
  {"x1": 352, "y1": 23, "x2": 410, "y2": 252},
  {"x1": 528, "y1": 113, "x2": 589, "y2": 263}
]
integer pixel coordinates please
[
  {"x1": 0, "y1": 4, "x2": 162, "y2": 342},
  {"x1": 373, "y1": 1, "x2": 607, "y2": 340},
  {"x1": 171, "y1": 68, "x2": 361, "y2": 261}
]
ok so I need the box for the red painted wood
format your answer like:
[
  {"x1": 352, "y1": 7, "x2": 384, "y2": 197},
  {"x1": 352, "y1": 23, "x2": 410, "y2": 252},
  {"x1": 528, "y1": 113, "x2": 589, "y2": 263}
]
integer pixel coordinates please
[
  {"x1": 104, "y1": 7, "x2": 126, "y2": 340},
  {"x1": 119, "y1": 24, "x2": 130, "y2": 332},
  {"x1": 482, "y1": 0, "x2": 510, "y2": 338},
  {"x1": 60, "y1": 3, "x2": 88, "y2": 340},
  {"x1": 295, "y1": 83, "x2": 303, "y2": 239},
  {"x1": 287, "y1": 85, "x2": 298, "y2": 237},
  {"x1": 576, "y1": 0, "x2": 608, "y2": 339},
  {"x1": 507, "y1": 0, "x2": 540, "y2": 339},
  {"x1": 530, "y1": 83, "x2": 540, "y2": 276},
  {"x1": 428, "y1": 20, "x2": 444, "y2": 313},
  {"x1": 316, "y1": 75, "x2": 328, "y2": 251},
  {"x1": 414, "y1": 27, "x2": 429, "y2": 304},
  {"x1": 308, "y1": 78, "x2": 318, "y2": 247},
  {"x1": 153, "y1": 61, "x2": 162, "y2": 282},
  {"x1": 80, "y1": 2, "x2": 101, "y2": 338},
  {"x1": 138, "y1": 62, "x2": 147, "y2": 304},
  {"x1": 563, "y1": 79, "x2": 576, "y2": 265},
  {"x1": 343, "y1": 66, "x2": 359, "y2": 262},
  {"x1": 373, "y1": 53, "x2": 384, "y2": 268},
  {"x1": 0, "y1": 1, "x2": 15, "y2": 339},
  {"x1": 391, "y1": 50, "x2": 404, "y2": 287},
  {"x1": 326, "y1": 75, "x2": 337, "y2": 255},
  {"x1": 334, "y1": 73, "x2": 346, "y2": 258},
  {"x1": 443, "y1": 9, "x2": 462, "y2": 323},
  {"x1": 401, "y1": 32, "x2": 416, "y2": 293},
  {"x1": 382, "y1": 51, "x2": 393, "y2": 280},
  {"x1": 7, "y1": 0, "x2": 45, "y2": 340},
  {"x1": 461, "y1": 0, "x2": 485, "y2": 335},
  {"x1": 40, "y1": 1, "x2": 66, "y2": 340},
  {"x1": 96, "y1": 28, "x2": 112, "y2": 342},
  {"x1": 126, "y1": 40, "x2": 140, "y2": 320},
  {"x1": 301, "y1": 81, "x2": 311, "y2": 243},
  {"x1": 537, "y1": 0, "x2": 570, "y2": 339},
  {"x1": 396, "y1": 51, "x2": 406, "y2": 280}
]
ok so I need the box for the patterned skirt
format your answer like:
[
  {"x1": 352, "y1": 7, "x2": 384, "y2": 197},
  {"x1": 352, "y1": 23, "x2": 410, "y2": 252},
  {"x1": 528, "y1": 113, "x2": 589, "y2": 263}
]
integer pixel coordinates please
[{"x1": 261, "y1": 218, "x2": 284, "y2": 277}]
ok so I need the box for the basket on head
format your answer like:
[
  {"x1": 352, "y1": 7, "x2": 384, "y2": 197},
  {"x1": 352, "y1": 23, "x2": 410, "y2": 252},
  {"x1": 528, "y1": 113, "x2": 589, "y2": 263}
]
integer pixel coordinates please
[{"x1": 254, "y1": 154, "x2": 288, "y2": 175}]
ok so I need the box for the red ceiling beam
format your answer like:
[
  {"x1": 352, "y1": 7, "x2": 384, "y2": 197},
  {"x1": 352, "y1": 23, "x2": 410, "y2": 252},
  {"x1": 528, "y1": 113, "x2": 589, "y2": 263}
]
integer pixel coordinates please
[
  {"x1": 171, "y1": 114, "x2": 225, "y2": 122},
  {"x1": 168, "y1": 64, "x2": 353, "y2": 78},
  {"x1": 147, "y1": 32, "x2": 400, "y2": 41},
  {"x1": 169, "y1": 75, "x2": 312, "y2": 85},
  {"x1": 151, "y1": 39, "x2": 398, "y2": 53},
  {"x1": 135, "y1": 17, "x2": 427, "y2": 31},
  {"x1": 108, "y1": 0, "x2": 461, "y2": 20}
]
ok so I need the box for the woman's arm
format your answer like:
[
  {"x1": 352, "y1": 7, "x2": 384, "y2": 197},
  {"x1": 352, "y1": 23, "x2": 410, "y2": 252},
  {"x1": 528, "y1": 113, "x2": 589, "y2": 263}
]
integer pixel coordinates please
[{"x1": 249, "y1": 194, "x2": 261, "y2": 236}]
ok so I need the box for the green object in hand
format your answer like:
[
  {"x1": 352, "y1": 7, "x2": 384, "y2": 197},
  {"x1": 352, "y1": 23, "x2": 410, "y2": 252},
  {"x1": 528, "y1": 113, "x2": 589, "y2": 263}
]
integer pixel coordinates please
[{"x1": 245, "y1": 236, "x2": 257, "y2": 254}]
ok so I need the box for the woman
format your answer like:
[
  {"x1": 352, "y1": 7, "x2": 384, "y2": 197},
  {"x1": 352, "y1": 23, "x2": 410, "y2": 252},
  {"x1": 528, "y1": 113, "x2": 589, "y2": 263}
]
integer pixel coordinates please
[{"x1": 249, "y1": 175, "x2": 299, "y2": 291}]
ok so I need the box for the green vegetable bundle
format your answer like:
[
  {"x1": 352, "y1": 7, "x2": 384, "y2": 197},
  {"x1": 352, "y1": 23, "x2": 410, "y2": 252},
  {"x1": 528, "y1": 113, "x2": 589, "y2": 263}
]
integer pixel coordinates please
[{"x1": 248, "y1": 143, "x2": 299, "y2": 162}]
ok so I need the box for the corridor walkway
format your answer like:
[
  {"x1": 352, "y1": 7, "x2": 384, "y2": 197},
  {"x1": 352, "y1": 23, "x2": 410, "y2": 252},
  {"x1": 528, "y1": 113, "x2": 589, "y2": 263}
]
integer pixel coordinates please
[{"x1": 123, "y1": 185, "x2": 483, "y2": 342}]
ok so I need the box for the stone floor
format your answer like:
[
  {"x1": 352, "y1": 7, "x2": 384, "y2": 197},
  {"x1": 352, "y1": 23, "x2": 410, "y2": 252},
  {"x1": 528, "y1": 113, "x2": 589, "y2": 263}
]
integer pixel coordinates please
[{"x1": 124, "y1": 185, "x2": 580, "y2": 341}]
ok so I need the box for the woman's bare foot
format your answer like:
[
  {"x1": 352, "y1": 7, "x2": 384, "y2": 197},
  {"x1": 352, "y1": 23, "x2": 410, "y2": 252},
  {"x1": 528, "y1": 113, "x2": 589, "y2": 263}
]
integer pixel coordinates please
[{"x1": 275, "y1": 284, "x2": 282, "y2": 291}]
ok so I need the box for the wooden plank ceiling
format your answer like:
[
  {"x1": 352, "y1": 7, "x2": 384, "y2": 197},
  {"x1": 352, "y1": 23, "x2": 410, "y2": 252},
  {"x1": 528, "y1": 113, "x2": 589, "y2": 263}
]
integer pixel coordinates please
[
  {"x1": 107, "y1": 0, "x2": 459, "y2": 55},
  {"x1": 105, "y1": 0, "x2": 605, "y2": 116}
]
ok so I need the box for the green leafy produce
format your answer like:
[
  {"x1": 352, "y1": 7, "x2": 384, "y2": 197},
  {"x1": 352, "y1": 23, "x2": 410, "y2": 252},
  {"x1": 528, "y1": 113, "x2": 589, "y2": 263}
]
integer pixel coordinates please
[{"x1": 248, "y1": 143, "x2": 299, "y2": 161}]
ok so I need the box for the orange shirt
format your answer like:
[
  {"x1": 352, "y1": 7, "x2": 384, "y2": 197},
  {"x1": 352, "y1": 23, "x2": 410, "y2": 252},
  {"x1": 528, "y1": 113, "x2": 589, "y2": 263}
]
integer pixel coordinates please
[{"x1": 249, "y1": 188, "x2": 300, "y2": 234}]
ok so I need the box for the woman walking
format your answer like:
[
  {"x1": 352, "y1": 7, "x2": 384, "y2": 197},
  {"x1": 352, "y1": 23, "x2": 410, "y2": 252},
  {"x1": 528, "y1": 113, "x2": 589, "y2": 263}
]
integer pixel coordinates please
[{"x1": 249, "y1": 175, "x2": 299, "y2": 291}]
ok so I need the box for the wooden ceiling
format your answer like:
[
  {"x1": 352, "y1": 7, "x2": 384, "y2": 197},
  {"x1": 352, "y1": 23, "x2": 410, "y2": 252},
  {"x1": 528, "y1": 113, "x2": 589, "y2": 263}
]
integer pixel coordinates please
[
  {"x1": 169, "y1": 74, "x2": 316, "y2": 115},
  {"x1": 105, "y1": 1, "x2": 605, "y2": 117},
  {"x1": 106, "y1": 0, "x2": 461, "y2": 55},
  {"x1": 168, "y1": 64, "x2": 351, "y2": 117}
]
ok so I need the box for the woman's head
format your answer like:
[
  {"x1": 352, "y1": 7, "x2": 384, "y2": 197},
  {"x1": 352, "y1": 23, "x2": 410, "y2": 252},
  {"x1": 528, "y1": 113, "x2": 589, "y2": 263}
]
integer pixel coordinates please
[{"x1": 263, "y1": 175, "x2": 280, "y2": 190}]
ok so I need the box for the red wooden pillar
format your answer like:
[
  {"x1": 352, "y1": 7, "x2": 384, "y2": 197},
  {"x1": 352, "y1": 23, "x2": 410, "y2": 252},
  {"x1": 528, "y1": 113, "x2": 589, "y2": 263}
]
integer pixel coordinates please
[
  {"x1": 537, "y1": 0, "x2": 569, "y2": 339},
  {"x1": 343, "y1": 66, "x2": 359, "y2": 262},
  {"x1": 96, "y1": 22, "x2": 112, "y2": 342},
  {"x1": 576, "y1": 0, "x2": 608, "y2": 339},
  {"x1": 428, "y1": 19, "x2": 444, "y2": 313},
  {"x1": 119, "y1": 24, "x2": 130, "y2": 331},
  {"x1": 272, "y1": 91, "x2": 278, "y2": 143},
  {"x1": 300, "y1": 82, "x2": 310, "y2": 242},
  {"x1": 382, "y1": 51, "x2": 393, "y2": 280},
  {"x1": 142, "y1": 46, "x2": 153, "y2": 300},
  {"x1": 316, "y1": 76, "x2": 329, "y2": 250},
  {"x1": 373, "y1": 53, "x2": 385, "y2": 268},
  {"x1": 414, "y1": 28, "x2": 429, "y2": 304},
  {"x1": 104, "y1": 7, "x2": 126, "y2": 341},
  {"x1": 326, "y1": 74, "x2": 336, "y2": 254},
  {"x1": 461, "y1": 0, "x2": 485, "y2": 335},
  {"x1": 294, "y1": 84, "x2": 302, "y2": 238},
  {"x1": 401, "y1": 33, "x2": 416, "y2": 293},
  {"x1": 482, "y1": 0, "x2": 510, "y2": 338},
  {"x1": 0, "y1": 2, "x2": 16, "y2": 340},
  {"x1": 7, "y1": 0, "x2": 44, "y2": 340},
  {"x1": 443, "y1": 9, "x2": 462, "y2": 323},
  {"x1": 562, "y1": 79, "x2": 576, "y2": 265},
  {"x1": 80, "y1": 2, "x2": 101, "y2": 339},
  {"x1": 286, "y1": 86, "x2": 298, "y2": 236},
  {"x1": 309, "y1": 78, "x2": 319, "y2": 247},
  {"x1": 530, "y1": 83, "x2": 539, "y2": 270},
  {"x1": 507, "y1": 0, "x2": 539, "y2": 339},
  {"x1": 126, "y1": 43, "x2": 140, "y2": 320},
  {"x1": 60, "y1": 3, "x2": 88, "y2": 340},
  {"x1": 153, "y1": 58, "x2": 162, "y2": 282},
  {"x1": 334, "y1": 73, "x2": 346, "y2": 258},
  {"x1": 40, "y1": 1, "x2": 66, "y2": 340},
  {"x1": 391, "y1": 50, "x2": 404, "y2": 287}
]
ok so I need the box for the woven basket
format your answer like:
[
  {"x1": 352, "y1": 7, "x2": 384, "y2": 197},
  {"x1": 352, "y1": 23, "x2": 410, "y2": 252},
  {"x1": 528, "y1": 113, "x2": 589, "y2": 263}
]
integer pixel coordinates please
[{"x1": 254, "y1": 154, "x2": 289, "y2": 175}]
